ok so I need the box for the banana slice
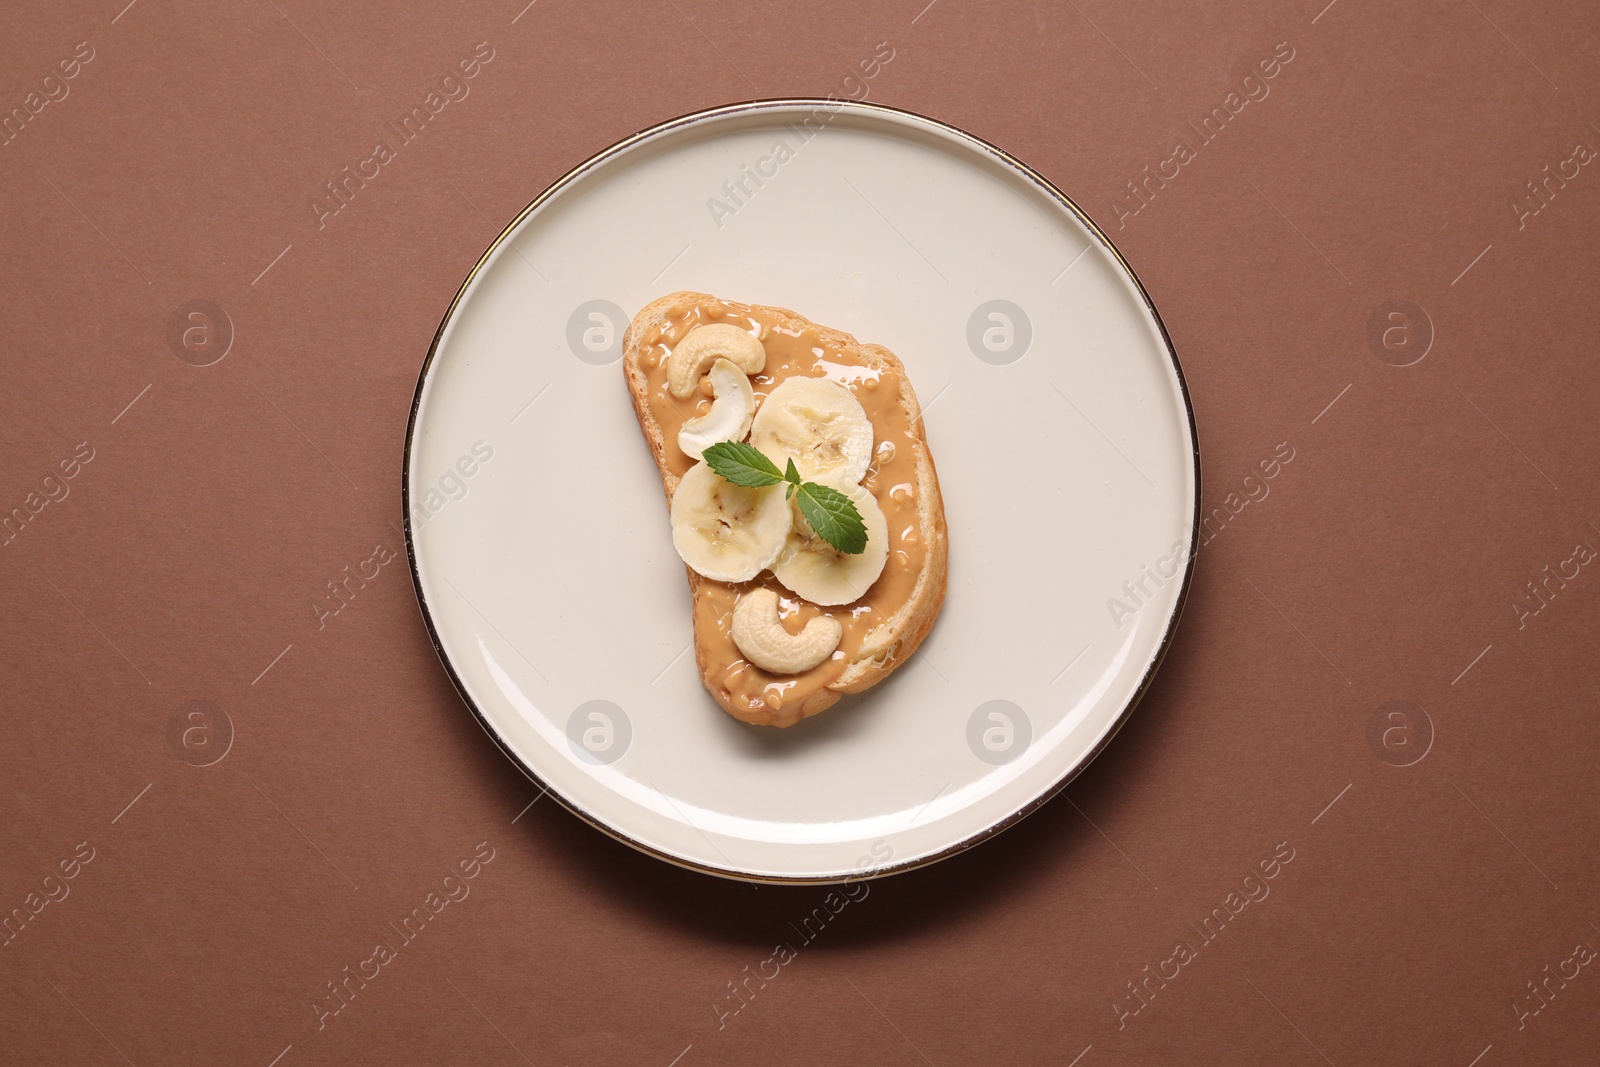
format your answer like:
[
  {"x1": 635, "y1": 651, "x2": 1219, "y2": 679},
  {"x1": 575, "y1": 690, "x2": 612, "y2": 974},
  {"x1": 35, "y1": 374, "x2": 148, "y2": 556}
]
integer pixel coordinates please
[
  {"x1": 678, "y1": 359, "x2": 755, "y2": 461},
  {"x1": 668, "y1": 324, "x2": 765, "y2": 399},
  {"x1": 670, "y1": 461, "x2": 791, "y2": 582},
  {"x1": 772, "y1": 480, "x2": 890, "y2": 606},
  {"x1": 749, "y1": 377, "x2": 874, "y2": 485}
]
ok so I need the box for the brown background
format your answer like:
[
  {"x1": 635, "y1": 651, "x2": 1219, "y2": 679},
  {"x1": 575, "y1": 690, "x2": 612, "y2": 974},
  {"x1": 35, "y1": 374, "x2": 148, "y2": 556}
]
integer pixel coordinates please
[{"x1": 3, "y1": 0, "x2": 1599, "y2": 1063}]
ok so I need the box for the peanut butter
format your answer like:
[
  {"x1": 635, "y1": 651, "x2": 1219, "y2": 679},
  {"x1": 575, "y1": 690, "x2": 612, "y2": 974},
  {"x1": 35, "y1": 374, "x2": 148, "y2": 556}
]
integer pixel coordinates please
[{"x1": 638, "y1": 298, "x2": 931, "y2": 727}]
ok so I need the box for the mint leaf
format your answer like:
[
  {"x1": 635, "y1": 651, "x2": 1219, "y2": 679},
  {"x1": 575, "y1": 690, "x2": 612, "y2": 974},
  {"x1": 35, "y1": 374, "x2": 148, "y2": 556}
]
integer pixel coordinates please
[
  {"x1": 794, "y1": 481, "x2": 867, "y2": 555},
  {"x1": 703, "y1": 442, "x2": 869, "y2": 554},
  {"x1": 703, "y1": 441, "x2": 784, "y2": 487}
]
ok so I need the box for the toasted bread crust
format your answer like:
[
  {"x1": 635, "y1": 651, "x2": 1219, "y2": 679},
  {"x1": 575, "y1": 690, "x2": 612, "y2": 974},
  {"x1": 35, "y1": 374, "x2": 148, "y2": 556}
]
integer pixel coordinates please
[{"x1": 623, "y1": 292, "x2": 948, "y2": 725}]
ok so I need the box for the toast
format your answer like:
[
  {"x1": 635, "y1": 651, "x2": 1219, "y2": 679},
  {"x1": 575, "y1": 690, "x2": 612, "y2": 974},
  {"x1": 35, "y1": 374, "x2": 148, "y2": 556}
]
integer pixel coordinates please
[{"x1": 623, "y1": 292, "x2": 948, "y2": 727}]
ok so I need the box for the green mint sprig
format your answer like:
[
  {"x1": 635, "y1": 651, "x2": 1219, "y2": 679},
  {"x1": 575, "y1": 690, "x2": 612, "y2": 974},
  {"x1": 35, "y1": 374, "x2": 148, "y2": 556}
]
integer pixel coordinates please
[{"x1": 701, "y1": 442, "x2": 867, "y2": 555}]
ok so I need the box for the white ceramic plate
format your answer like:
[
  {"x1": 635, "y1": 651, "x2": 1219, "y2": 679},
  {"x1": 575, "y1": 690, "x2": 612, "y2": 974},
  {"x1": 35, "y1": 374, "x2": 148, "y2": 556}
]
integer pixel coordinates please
[{"x1": 404, "y1": 101, "x2": 1198, "y2": 883}]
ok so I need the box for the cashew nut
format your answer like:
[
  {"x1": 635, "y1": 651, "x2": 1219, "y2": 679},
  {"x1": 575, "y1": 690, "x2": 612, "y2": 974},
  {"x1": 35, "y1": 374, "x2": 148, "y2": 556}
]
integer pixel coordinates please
[
  {"x1": 731, "y1": 588, "x2": 842, "y2": 675},
  {"x1": 678, "y1": 359, "x2": 756, "y2": 460},
  {"x1": 667, "y1": 324, "x2": 765, "y2": 398}
]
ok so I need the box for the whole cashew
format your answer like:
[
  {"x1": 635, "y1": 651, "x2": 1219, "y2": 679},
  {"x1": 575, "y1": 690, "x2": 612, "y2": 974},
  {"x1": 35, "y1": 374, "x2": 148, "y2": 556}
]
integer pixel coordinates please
[
  {"x1": 731, "y1": 588, "x2": 842, "y2": 675},
  {"x1": 667, "y1": 324, "x2": 766, "y2": 398}
]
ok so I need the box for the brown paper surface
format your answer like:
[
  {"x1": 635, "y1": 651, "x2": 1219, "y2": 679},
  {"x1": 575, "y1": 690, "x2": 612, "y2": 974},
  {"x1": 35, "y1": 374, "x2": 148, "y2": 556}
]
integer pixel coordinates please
[{"x1": 3, "y1": 1, "x2": 1598, "y2": 1062}]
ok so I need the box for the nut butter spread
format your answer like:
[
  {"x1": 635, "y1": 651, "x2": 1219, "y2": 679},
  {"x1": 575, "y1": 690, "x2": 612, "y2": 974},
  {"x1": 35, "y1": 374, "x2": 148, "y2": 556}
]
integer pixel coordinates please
[{"x1": 637, "y1": 297, "x2": 930, "y2": 726}]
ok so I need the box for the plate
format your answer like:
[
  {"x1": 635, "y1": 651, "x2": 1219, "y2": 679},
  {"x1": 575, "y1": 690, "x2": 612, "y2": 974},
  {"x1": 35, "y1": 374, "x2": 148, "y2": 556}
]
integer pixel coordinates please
[{"x1": 404, "y1": 101, "x2": 1199, "y2": 883}]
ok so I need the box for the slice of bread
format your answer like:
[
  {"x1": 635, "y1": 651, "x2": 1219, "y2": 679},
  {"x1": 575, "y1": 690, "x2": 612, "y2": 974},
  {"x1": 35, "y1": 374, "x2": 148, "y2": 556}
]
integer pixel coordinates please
[{"x1": 623, "y1": 291, "x2": 948, "y2": 727}]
